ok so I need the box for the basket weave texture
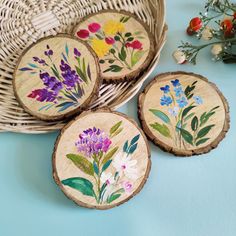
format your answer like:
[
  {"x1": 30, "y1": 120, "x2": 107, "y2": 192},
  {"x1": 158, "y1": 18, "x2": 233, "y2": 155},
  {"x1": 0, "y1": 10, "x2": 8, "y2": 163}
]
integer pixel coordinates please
[{"x1": 0, "y1": 0, "x2": 166, "y2": 133}]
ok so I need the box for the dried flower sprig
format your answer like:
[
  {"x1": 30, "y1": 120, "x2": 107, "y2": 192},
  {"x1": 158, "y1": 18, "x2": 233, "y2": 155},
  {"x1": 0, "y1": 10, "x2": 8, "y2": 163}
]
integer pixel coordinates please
[{"x1": 173, "y1": 0, "x2": 236, "y2": 64}]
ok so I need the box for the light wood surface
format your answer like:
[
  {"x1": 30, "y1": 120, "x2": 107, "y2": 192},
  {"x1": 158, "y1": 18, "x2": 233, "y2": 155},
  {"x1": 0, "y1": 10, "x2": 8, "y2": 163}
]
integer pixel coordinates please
[
  {"x1": 138, "y1": 72, "x2": 230, "y2": 156},
  {"x1": 13, "y1": 34, "x2": 100, "y2": 121},
  {"x1": 53, "y1": 108, "x2": 151, "y2": 209}
]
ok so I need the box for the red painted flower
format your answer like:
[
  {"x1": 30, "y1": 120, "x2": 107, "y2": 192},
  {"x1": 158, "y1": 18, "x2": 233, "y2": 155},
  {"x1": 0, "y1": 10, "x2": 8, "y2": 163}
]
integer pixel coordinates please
[
  {"x1": 126, "y1": 40, "x2": 143, "y2": 50},
  {"x1": 221, "y1": 19, "x2": 234, "y2": 37},
  {"x1": 189, "y1": 17, "x2": 203, "y2": 32},
  {"x1": 105, "y1": 37, "x2": 115, "y2": 45},
  {"x1": 88, "y1": 22, "x2": 101, "y2": 33},
  {"x1": 233, "y1": 12, "x2": 236, "y2": 20},
  {"x1": 77, "y1": 29, "x2": 89, "y2": 39}
]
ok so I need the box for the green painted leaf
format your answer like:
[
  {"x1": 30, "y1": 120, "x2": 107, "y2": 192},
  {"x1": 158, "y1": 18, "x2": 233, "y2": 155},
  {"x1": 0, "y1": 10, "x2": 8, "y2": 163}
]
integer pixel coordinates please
[
  {"x1": 118, "y1": 46, "x2": 127, "y2": 61},
  {"x1": 65, "y1": 43, "x2": 69, "y2": 56},
  {"x1": 178, "y1": 128, "x2": 193, "y2": 145},
  {"x1": 127, "y1": 37, "x2": 134, "y2": 42},
  {"x1": 93, "y1": 161, "x2": 99, "y2": 175},
  {"x1": 122, "y1": 16, "x2": 130, "y2": 23},
  {"x1": 130, "y1": 134, "x2": 140, "y2": 145},
  {"x1": 182, "y1": 106, "x2": 196, "y2": 118},
  {"x1": 62, "y1": 177, "x2": 95, "y2": 197},
  {"x1": 110, "y1": 121, "x2": 122, "y2": 135},
  {"x1": 102, "y1": 159, "x2": 112, "y2": 172},
  {"x1": 103, "y1": 65, "x2": 123, "y2": 73},
  {"x1": 150, "y1": 122, "x2": 171, "y2": 138},
  {"x1": 123, "y1": 141, "x2": 128, "y2": 152},
  {"x1": 128, "y1": 143, "x2": 138, "y2": 154},
  {"x1": 191, "y1": 116, "x2": 199, "y2": 131},
  {"x1": 197, "y1": 125, "x2": 215, "y2": 139},
  {"x1": 28, "y1": 63, "x2": 38, "y2": 68},
  {"x1": 112, "y1": 128, "x2": 123, "y2": 137},
  {"x1": 149, "y1": 109, "x2": 170, "y2": 124},
  {"x1": 184, "y1": 112, "x2": 195, "y2": 122},
  {"x1": 75, "y1": 66, "x2": 87, "y2": 83},
  {"x1": 125, "y1": 32, "x2": 132, "y2": 37},
  {"x1": 51, "y1": 66, "x2": 60, "y2": 79},
  {"x1": 131, "y1": 50, "x2": 146, "y2": 67},
  {"x1": 196, "y1": 138, "x2": 210, "y2": 146},
  {"x1": 107, "y1": 193, "x2": 122, "y2": 203},
  {"x1": 66, "y1": 154, "x2": 94, "y2": 176},
  {"x1": 102, "y1": 147, "x2": 118, "y2": 165},
  {"x1": 95, "y1": 34, "x2": 103, "y2": 40}
]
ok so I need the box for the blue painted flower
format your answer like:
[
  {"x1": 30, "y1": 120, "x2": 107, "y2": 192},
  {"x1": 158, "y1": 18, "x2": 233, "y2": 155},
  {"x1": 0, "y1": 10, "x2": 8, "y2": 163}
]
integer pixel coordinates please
[
  {"x1": 177, "y1": 96, "x2": 188, "y2": 108},
  {"x1": 171, "y1": 79, "x2": 181, "y2": 87},
  {"x1": 160, "y1": 95, "x2": 172, "y2": 106},
  {"x1": 174, "y1": 86, "x2": 184, "y2": 97},
  {"x1": 160, "y1": 85, "x2": 170, "y2": 94},
  {"x1": 168, "y1": 106, "x2": 179, "y2": 117},
  {"x1": 193, "y1": 96, "x2": 203, "y2": 105}
]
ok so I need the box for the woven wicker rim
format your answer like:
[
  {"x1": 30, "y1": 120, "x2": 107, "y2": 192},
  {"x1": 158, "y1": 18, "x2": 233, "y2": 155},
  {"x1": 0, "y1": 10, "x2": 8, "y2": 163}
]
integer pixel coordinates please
[{"x1": 0, "y1": 0, "x2": 167, "y2": 133}]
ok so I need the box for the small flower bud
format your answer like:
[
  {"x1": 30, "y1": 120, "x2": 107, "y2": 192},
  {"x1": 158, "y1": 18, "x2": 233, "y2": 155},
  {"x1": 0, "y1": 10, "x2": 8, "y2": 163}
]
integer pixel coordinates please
[
  {"x1": 211, "y1": 44, "x2": 223, "y2": 56},
  {"x1": 201, "y1": 26, "x2": 213, "y2": 40},
  {"x1": 172, "y1": 50, "x2": 187, "y2": 64}
]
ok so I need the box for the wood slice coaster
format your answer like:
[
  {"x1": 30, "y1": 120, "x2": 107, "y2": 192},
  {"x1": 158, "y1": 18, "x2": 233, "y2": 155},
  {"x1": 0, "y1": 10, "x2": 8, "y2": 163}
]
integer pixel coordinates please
[
  {"x1": 53, "y1": 109, "x2": 151, "y2": 209},
  {"x1": 73, "y1": 10, "x2": 155, "y2": 83},
  {"x1": 138, "y1": 72, "x2": 230, "y2": 156},
  {"x1": 13, "y1": 34, "x2": 100, "y2": 121}
]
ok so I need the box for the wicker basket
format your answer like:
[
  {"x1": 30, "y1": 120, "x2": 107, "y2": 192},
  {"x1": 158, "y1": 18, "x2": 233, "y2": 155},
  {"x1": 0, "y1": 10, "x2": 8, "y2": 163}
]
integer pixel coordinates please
[{"x1": 0, "y1": 0, "x2": 167, "y2": 133}]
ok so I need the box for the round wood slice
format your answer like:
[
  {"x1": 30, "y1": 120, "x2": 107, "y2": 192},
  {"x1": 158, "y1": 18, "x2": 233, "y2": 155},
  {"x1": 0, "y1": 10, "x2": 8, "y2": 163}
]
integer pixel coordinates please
[
  {"x1": 13, "y1": 34, "x2": 100, "y2": 121},
  {"x1": 53, "y1": 108, "x2": 151, "y2": 209},
  {"x1": 73, "y1": 10, "x2": 155, "y2": 83},
  {"x1": 138, "y1": 71, "x2": 230, "y2": 157}
]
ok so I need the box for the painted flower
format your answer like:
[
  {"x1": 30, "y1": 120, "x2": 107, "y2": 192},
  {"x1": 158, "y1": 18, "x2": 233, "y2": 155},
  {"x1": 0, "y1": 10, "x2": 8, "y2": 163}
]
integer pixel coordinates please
[
  {"x1": 112, "y1": 152, "x2": 138, "y2": 180},
  {"x1": 174, "y1": 86, "x2": 184, "y2": 97},
  {"x1": 60, "y1": 60, "x2": 81, "y2": 88},
  {"x1": 193, "y1": 95, "x2": 203, "y2": 105},
  {"x1": 74, "y1": 48, "x2": 81, "y2": 58},
  {"x1": 105, "y1": 37, "x2": 115, "y2": 45},
  {"x1": 221, "y1": 19, "x2": 234, "y2": 38},
  {"x1": 171, "y1": 79, "x2": 181, "y2": 87},
  {"x1": 125, "y1": 40, "x2": 143, "y2": 50},
  {"x1": 75, "y1": 127, "x2": 112, "y2": 157},
  {"x1": 44, "y1": 45, "x2": 53, "y2": 56},
  {"x1": 88, "y1": 22, "x2": 101, "y2": 33},
  {"x1": 188, "y1": 17, "x2": 203, "y2": 34},
  {"x1": 123, "y1": 181, "x2": 133, "y2": 193},
  {"x1": 100, "y1": 172, "x2": 115, "y2": 185},
  {"x1": 177, "y1": 96, "x2": 188, "y2": 108},
  {"x1": 168, "y1": 106, "x2": 179, "y2": 117},
  {"x1": 33, "y1": 57, "x2": 46, "y2": 65},
  {"x1": 160, "y1": 95, "x2": 172, "y2": 106},
  {"x1": 28, "y1": 88, "x2": 56, "y2": 102},
  {"x1": 103, "y1": 20, "x2": 125, "y2": 35},
  {"x1": 91, "y1": 38, "x2": 112, "y2": 57},
  {"x1": 160, "y1": 85, "x2": 170, "y2": 94},
  {"x1": 77, "y1": 29, "x2": 90, "y2": 39},
  {"x1": 172, "y1": 50, "x2": 186, "y2": 64}
]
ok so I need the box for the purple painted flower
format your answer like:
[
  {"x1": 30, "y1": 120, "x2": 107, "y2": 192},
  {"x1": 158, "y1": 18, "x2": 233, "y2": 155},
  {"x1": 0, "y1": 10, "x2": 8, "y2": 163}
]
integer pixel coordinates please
[
  {"x1": 33, "y1": 57, "x2": 46, "y2": 65},
  {"x1": 74, "y1": 48, "x2": 81, "y2": 58},
  {"x1": 75, "y1": 127, "x2": 112, "y2": 157},
  {"x1": 28, "y1": 88, "x2": 56, "y2": 102},
  {"x1": 39, "y1": 72, "x2": 63, "y2": 94},
  {"x1": 60, "y1": 60, "x2": 82, "y2": 88},
  {"x1": 44, "y1": 45, "x2": 53, "y2": 56}
]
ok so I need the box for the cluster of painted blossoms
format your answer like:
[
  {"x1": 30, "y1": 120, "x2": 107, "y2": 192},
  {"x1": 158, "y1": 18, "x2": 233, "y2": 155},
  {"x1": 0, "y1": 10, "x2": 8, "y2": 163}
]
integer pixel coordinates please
[{"x1": 173, "y1": 0, "x2": 236, "y2": 64}]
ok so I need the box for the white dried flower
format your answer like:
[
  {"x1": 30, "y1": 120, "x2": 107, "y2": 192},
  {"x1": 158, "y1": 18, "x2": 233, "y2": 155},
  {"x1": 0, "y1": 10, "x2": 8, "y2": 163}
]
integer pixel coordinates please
[
  {"x1": 211, "y1": 44, "x2": 223, "y2": 56},
  {"x1": 201, "y1": 26, "x2": 213, "y2": 40},
  {"x1": 172, "y1": 50, "x2": 186, "y2": 64}
]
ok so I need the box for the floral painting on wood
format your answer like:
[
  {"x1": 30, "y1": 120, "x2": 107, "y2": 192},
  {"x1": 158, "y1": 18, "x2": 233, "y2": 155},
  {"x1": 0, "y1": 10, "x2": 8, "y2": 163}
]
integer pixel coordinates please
[
  {"x1": 76, "y1": 15, "x2": 147, "y2": 73},
  {"x1": 61, "y1": 121, "x2": 142, "y2": 205},
  {"x1": 19, "y1": 44, "x2": 92, "y2": 112},
  {"x1": 149, "y1": 79, "x2": 219, "y2": 149}
]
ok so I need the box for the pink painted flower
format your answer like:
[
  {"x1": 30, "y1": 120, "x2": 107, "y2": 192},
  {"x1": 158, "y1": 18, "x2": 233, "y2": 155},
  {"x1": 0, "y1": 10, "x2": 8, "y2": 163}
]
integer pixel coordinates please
[
  {"x1": 126, "y1": 40, "x2": 143, "y2": 50},
  {"x1": 77, "y1": 29, "x2": 89, "y2": 39},
  {"x1": 123, "y1": 181, "x2": 133, "y2": 193},
  {"x1": 105, "y1": 37, "x2": 115, "y2": 45},
  {"x1": 88, "y1": 22, "x2": 101, "y2": 33}
]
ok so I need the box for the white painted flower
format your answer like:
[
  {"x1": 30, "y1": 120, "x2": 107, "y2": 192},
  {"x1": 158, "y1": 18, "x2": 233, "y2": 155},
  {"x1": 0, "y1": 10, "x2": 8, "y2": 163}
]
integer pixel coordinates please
[
  {"x1": 100, "y1": 172, "x2": 115, "y2": 185},
  {"x1": 123, "y1": 181, "x2": 133, "y2": 193},
  {"x1": 172, "y1": 50, "x2": 186, "y2": 64},
  {"x1": 168, "y1": 106, "x2": 179, "y2": 117},
  {"x1": 112, "y1": 152, "x2": 138, "y2": 180},
  {"x1": 211, "y1": 44, "x2": 223, "y2": 56},
  {"x1": 201, "y1": 26, "x2": 213, "y2": 40}
]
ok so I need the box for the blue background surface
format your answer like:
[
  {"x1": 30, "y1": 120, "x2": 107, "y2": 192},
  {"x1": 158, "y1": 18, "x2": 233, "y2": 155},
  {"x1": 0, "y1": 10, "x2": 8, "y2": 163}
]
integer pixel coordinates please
[{"x1": 1, "y1": 1, "x2": 236, "y2": 235}]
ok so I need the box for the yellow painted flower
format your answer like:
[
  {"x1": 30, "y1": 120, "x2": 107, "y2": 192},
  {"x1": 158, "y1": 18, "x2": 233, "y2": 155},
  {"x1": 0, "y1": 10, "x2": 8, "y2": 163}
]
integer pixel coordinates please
[
  {"x1": 103, "y1": 20, "x2": 125, "y2": 36},
  {"x1": 91, "y1": 38, "x2": 112, "y2": 57}
]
